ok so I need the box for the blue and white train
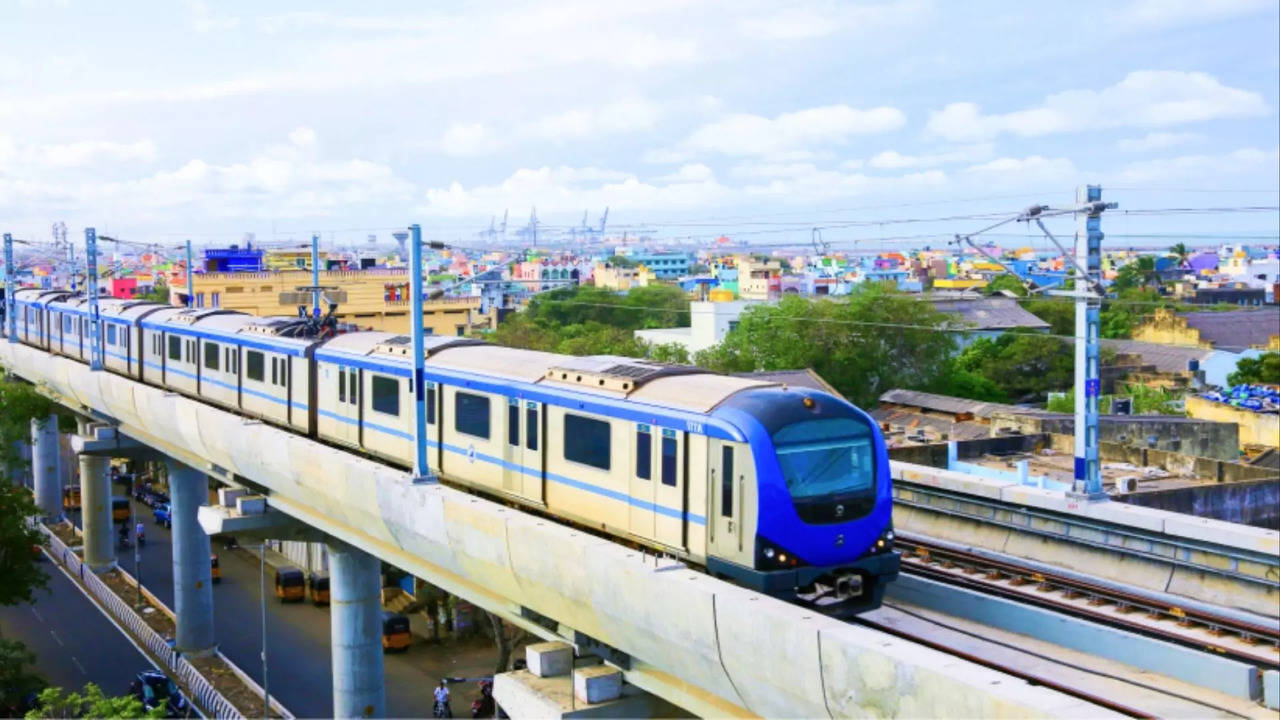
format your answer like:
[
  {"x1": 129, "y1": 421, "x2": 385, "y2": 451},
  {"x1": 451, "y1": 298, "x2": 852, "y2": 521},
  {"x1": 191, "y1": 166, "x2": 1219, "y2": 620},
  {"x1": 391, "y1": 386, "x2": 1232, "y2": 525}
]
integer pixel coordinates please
[{"x1": 8, "y1": 288, "x2": 899, "y2": 614}]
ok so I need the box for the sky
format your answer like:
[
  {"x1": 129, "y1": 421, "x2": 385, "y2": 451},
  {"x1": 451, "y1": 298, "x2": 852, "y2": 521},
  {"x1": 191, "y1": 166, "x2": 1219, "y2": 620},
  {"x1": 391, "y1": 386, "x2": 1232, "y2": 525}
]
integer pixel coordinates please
[{"x1": 1, "y1": 0, "x2": 1278, "y2": 250}]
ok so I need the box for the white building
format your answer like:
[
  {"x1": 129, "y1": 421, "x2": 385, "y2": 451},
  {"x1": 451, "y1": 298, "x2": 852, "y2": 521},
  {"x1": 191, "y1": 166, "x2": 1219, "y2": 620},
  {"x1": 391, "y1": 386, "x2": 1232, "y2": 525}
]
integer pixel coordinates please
[{"x1": 634, "y1": 300, "x2": 755, "y2": 355}]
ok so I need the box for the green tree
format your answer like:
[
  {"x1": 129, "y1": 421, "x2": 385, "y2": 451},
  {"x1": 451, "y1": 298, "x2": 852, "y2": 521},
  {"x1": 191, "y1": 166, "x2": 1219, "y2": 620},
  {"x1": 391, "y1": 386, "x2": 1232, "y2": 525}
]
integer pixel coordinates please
[
  {"x1": 135, "y1": 279, "x2": 170, "y2": 305},
  {"x1": 1110, "y1": 256, "x2": 1158, "y2": 293},
  {"x1": 1023, "y1": 298, "x2": 1074, "y2": 336},
  {"x1": 0, "y1": 379, "x2": 55, "y2": 605},
  {"x1": 604, "y1": 255, "x2": 637, "y2": 268},
  {"x1": 0, "y1": 639, "x2": 46, "y2": 715},
  {"x1": 953, "y1": 333, "x2": 1074, "y2": 403},
  {"x1": 983, "y1": 274, "x2": 1028, "y2": 297},
  {"x1": 1227, "y1": 352, "x2": 1280, "y2": 386},
  {"x1": 645, "y1": 342, "x2": 691, "y2": 365},
  {"x1": 693, "y1": 287, "x2": 958, "y2": 407},
  {"x1": 490, "y1": 284, "x2": 691, "y2": 359},
  {"x1": 25, "y1": 683, "x2": 162, "y2": 719},
  {"x1": 1169, "y1": 243, "x2": 1190, "y2": 266}
]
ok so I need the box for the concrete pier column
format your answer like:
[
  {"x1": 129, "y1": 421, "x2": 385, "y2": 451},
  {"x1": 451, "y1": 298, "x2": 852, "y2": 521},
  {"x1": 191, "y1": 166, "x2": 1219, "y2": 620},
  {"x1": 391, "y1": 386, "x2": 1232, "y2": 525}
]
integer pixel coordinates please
[
  {"x1": 167, "y1": 460, "x2": 215, "y2": 655},
  {"x1": 30, "y1": 414, "x2": 61, "y2": 518},
  {"x1": 79, "y1": 453, "x2": 115, "y2": 571},
  {"x1": 328, "y1": 541, "x2": 386, "y2": 719}
]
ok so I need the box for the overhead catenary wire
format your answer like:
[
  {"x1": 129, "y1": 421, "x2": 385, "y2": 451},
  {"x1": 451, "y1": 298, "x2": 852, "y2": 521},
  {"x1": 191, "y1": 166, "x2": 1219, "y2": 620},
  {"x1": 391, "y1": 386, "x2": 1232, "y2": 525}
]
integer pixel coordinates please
[{"x1": 523, "y1": 297, "x2": 1271, "y2": 353}]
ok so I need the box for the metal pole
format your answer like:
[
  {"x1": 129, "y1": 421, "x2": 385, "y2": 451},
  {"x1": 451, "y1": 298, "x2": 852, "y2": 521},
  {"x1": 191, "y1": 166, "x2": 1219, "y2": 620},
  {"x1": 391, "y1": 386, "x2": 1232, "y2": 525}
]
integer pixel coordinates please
[
  {"x1": 261, "y1": 542, "x2": 269, "y2": 719},
  {"x1": 1073, "y1": 185, "x2": 1107, "y2": 499},
  {"x1": 4, "y1": 233, "x2": 15, "y2": 343},
  {"x1": 68, "y1": 241, "x2": 76, "y2": 294},
  {"x1": 311, "y1": 234, "x2": 321, "y2": 318},
  {"x1": 186, "y1": 239, "x2": 194, "y2": 308},
  {"x1": 131, "y1": 495, "x2": 142, "y2": 608},
  {"x1": 85, "y1": 228, "x2": 102, "y2": 371},
  {"x1": 408, "y1": 225, "x2": 433, "y2": 481}
]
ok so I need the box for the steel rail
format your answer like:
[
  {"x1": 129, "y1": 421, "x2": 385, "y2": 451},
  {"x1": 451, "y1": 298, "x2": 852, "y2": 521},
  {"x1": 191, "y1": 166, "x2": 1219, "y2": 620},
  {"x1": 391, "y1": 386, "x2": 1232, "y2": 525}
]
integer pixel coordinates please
[{"x1": 896, "y1": 533, "x2": 1280, "y2": 669}]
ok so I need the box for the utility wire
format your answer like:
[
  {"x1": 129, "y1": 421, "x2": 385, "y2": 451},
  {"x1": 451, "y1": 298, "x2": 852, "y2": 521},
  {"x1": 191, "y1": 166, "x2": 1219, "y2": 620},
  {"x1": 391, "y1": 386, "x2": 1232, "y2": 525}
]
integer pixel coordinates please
[{"x1": 522, "y1": 297, "x2": 1271, "y2": 353}]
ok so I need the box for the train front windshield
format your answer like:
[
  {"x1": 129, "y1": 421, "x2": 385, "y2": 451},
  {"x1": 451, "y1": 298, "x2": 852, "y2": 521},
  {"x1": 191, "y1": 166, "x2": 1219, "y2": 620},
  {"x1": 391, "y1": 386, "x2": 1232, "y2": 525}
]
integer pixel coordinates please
[{"x1": 774, "y1": 417, "x2": 876, "y2": 507}]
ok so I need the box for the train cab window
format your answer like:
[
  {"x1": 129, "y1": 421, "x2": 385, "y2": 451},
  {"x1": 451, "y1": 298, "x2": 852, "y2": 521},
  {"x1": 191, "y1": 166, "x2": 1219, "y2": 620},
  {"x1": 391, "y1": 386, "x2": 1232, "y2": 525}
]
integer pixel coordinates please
[
  {"x1": 204, "y1": 342, "x2": 220, "y2": 371},
  {"x1": 371, "y1": 375, "x2": 399, "y2": 416},
  {"x1": 106, "y1": 325, "x2": 117, "y2": 345},
  {"x1": 455, "y1": 392, "x2": 490, "y2": 439},
  {"x1": 661, "y1": 432, "x2": 678, "y2": 487},
  {"x1": 564, "y1": 414, "x2": 610, "y2": 471},
  {"x1": 525, "y1": 403, "x2": 538, "y2": 451},
  {"x1": 720, "y1": 446, "x2": 735, "y2": 517},
  {"x1": 507, "y1": 399, "x2": 519, "y2": 447},
  {"x1": 246, "y1": 351, "x2": 264, "y2": 382},
  {"x1": 168, "y1": 335, "x2": 181, "y2": 361},
  {"x1": 426, "y1": 383, "x2": 437, "y2": 424},
  {"x1": 636, "y1": 426, "x2": 652, "y2": 480}
]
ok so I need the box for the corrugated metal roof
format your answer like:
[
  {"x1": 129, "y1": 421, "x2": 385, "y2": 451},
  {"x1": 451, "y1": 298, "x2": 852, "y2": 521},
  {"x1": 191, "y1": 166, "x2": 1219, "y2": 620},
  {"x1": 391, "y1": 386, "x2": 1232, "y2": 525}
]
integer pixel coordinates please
[
  {"x1": 929, "y1": 297, "x2": 1050, "y2": 331},
  {"x1": 1100, "y1": 339, "x2": 1210, "y2": 374},
  {"x1": 878, "y1": 388, "x2": 1025, "y2": 417},
  {"x1": 1182, "y1": 309, "x2": 1280, "y2": 351}
]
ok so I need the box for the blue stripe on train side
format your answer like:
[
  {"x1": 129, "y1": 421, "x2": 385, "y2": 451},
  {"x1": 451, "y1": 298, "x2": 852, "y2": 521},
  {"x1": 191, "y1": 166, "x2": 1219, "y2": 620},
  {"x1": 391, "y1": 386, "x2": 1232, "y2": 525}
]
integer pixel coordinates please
[{"x1": 315, "y1": 407, "x2": 706, "y2": 525}]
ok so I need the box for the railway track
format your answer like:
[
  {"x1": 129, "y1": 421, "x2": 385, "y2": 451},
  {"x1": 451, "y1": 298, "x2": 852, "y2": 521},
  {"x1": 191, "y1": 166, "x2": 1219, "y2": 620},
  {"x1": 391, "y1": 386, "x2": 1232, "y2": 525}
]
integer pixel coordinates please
[{"x1": 895, "y1": 533, "x2": 1280, "y2": 669}]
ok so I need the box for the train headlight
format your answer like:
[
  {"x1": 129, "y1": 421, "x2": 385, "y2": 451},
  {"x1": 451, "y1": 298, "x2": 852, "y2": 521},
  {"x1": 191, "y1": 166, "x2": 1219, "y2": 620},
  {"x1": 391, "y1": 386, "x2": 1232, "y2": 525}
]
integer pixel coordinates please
[
  {"x1": 778, "y1": 553, "x2": 788, "y2": 563},
  {"x1": 885, "y1": 531, "x2": 895, "y2": 542},
  {"x1": 763, "y1": 547, "x2": 775, "y2": 559}
]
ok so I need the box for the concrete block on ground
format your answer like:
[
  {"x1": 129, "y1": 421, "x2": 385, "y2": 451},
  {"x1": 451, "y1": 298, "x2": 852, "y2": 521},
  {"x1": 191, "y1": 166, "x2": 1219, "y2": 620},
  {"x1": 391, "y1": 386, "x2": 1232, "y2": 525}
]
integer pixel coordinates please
[
  {"x1": 218, "y1": 487, "x2": 248, "y2": 507},
  {"x1": 235, "y1": 494, "x2": 266, "y2": 515},
  {"x1": 1263, "y1": 669, "x2": 1278, "y2": 710},
  {"x1": 527, "y1": 641, "x2": 574, "y2": 678},
  {"x1": 494, "y1": 670, "x2": 678, "y2": 719},
  {"x1": 574, "y1": 666, "x2": 621, "y2": 704}
]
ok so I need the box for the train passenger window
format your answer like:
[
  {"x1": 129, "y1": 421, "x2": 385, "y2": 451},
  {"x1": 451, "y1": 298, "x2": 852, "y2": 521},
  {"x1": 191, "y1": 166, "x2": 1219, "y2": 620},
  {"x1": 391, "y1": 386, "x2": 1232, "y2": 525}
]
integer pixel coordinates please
[
  {"x1": 346, "y1": 368, "x2": 357, "y2": 400},
  {"x1": 271, "y1": 358, "x2": 278, "y2": 385},
  {"x1": 721, "y1": 446, "x2": 735, "y2": 517},
  {"x1": 564, "y1": 414, "x2": 610, "y2": 471},
  {"x1": 63, "y1": 317, "x2": 71, "y2": 333},
  {"x1": 246, "y1": 351, "x2": 264, "y2": 382},
  {"x1": 525, "y1": 403, "x2": 538, "y2": 451},
  {"x1": 507, "y1": 399, "x2": 519, "y2": 447},
  {"x1": 426, "y1": 383, "x2": 436, "y2": 424},
  {"x1": 455, "y1": 392, "x2": 490, "y2": 439},
  {"x1": 371, "y1": 375, "x2": 399, "y2": 416},
  {"x1": 635, "y1": 426, "x2": 651, "y2": 480},
  {"x1": 106, "y1": 325, "x2": 116, "y2": 345},
  {"x1": 661, "y1": 432, "x2": 677, "y2": 487},
  {"x1": 168, "y1": 335, "x2": 181, "y2": 361},
  {"x1": 204, "y1": 342, "x2": 219, "y2": 371},
  {"x1": 338, "y1": 366, "x2": 346, "y2": 403}
]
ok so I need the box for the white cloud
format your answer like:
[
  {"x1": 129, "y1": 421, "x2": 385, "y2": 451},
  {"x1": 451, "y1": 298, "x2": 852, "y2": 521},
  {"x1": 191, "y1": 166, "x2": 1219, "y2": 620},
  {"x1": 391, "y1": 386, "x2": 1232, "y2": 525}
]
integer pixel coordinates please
[
  {"x1": 1119, "y1": 0, "x2": 1273, "y2": 29},
  {"x1": 961, "y1": 155, "x2": 1079, "y2": 189},
  {"x1": 680, "y1": 104, "x2": 906, "y2": 158},
  {"x1": 187, "y1": 0, "x2": 239, "y2": 32},
  {"x1": 0, "y1": 130, "x2": 415, "y2": 223},
  {"x1": 435, "y1": 98, "x2": 663, "y2": 156},
  {"x1": 1115, "y1": 132, "x2": 1199, "y2": 152},
  {"x1": 1112, "y1": 147, "x2": 1280, "y2": 184},
  {"x1": 421, "y1": 161, "x2": 953, "y2": 218},
  {"x1": 288, "y1": 126, "x2": 317, "y2": 147},
  {"x1": 867, "y1": 143, "x2": 993, "y2": 169},
  {"x1": 0, "y1": 136, "x2": 159, "y2": 169},
  {"x1": 927, "y1": 71, "x2": 1268, "y2": 142},
  {"x1": 737, "y1": 0, "x2": 929, "y2": 40}
]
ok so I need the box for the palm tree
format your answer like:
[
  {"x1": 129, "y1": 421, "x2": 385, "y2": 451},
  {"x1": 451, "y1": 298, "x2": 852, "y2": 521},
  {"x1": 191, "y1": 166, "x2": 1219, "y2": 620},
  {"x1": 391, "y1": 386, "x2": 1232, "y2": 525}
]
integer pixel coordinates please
[{"x1": 1169, "y1": 242, "x2": 1190, "y2": 267}]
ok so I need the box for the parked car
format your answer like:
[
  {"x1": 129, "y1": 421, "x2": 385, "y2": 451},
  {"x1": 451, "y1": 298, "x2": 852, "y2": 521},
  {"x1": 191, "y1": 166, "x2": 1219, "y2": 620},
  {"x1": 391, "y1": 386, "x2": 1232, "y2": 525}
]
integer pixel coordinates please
[
  {"x1": 128, "y1": 670, "x2": 191, "y2": 717},
  {"x1": 153, "y1": 503, "x2": 172, "y2": 528}
]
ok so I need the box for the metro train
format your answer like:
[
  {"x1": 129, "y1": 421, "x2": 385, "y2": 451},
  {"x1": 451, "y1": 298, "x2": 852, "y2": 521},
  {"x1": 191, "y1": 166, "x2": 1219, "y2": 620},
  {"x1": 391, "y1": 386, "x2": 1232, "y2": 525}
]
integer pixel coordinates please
[{"x1": 7, "y1": 288, "x2": 899, "y2": 614}]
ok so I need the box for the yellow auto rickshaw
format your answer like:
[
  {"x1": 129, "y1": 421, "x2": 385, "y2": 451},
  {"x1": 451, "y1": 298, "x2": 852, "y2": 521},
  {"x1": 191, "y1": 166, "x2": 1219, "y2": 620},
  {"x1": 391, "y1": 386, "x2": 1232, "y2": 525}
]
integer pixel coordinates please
[
  {"x1": 111, "y1": 496, "x2": 131, "y2": 523},
  {"x1": 381, "y1": 612, "x2": 411, "y2": 652},
  {"x1": 274, "y1": 567, "x2": 305, "y2": 602},
  {"x1": 210, "y1": 554, "x2": 221, "y2": 584},
  {"x1": 62, "y1": 485, "x2": 82, "y2": 510},
  {"x1": 308, "y1": 573, "x2": 330, "y2": 606}
]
